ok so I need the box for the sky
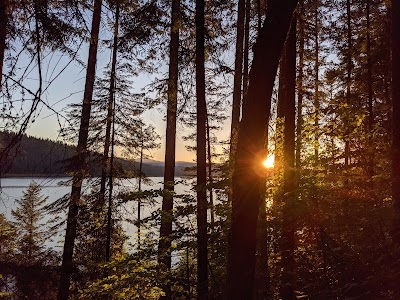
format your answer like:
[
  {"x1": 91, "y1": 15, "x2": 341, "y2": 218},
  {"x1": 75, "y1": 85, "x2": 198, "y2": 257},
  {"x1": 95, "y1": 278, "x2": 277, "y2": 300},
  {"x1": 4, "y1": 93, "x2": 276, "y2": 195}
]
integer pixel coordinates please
[{"x1": 3, "y1": 32, "x2": 232, "y2": 163}]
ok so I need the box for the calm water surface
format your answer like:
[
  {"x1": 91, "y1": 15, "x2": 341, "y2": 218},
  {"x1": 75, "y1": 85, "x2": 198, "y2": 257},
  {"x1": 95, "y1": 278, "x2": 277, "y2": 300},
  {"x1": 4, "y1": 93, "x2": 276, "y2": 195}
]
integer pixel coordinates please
[{"x1": 0, "y1": 177, "x2": 192, "y2": 250}]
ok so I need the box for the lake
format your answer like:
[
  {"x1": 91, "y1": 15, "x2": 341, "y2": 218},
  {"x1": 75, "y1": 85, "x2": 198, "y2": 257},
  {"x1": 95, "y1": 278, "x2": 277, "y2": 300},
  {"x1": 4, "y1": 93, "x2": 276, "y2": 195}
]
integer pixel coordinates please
[{"x1": 0, "y1": 176, "x2": 193, "y2": 251}]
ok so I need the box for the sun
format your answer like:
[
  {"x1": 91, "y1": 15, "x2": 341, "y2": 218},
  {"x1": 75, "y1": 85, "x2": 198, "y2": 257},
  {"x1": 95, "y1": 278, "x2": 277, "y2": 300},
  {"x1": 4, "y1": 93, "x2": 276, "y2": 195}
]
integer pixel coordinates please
[{"x1": 263, "y1": 155, "x2": 275, "y2": 169}]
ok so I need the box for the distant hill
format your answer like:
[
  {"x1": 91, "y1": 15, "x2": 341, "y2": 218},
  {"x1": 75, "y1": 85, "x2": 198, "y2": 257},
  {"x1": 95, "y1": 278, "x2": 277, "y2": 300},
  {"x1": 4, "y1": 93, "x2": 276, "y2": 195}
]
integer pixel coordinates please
[{"x1": 0, "y1": 131, "x2": 195, "y2": 177}]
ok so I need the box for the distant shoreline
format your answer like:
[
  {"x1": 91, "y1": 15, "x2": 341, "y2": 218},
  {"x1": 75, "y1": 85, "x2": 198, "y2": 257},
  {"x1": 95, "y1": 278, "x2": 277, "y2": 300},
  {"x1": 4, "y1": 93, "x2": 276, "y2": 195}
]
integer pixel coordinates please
[{"x1": 2, "y1": 173, "x2": 70, "y2": 178}]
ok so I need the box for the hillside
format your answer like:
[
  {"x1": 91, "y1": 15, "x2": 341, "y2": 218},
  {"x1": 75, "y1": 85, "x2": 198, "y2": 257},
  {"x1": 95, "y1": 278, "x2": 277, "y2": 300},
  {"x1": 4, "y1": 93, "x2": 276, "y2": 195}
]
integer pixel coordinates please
[{"x1": 0, "y1": 132, "x2": 194, "y2": 177}]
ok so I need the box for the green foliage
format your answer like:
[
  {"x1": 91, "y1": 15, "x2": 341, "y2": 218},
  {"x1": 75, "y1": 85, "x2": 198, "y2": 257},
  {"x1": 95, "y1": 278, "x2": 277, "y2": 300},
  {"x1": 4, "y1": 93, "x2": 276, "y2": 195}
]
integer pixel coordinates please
[
  {"x1": 11, "y1": 181, "x2": 57, "y2": 266},
  {"x1": 78, "y1": 255, "x2": 163, "y2": 300}
]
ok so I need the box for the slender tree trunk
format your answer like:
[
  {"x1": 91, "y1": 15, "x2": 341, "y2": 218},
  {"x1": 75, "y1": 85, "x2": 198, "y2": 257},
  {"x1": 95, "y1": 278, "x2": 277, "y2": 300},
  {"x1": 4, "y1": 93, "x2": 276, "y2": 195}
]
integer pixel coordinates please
[
  {"x1": 57, "y1": 0, "x2": 102, "y2": 299},
  {"x1": 158, "y1": 0, "x2": 180, "y2": 298},
  {"x1": 206, "y1": 115, "x2": 215, "y2": 231},
  {"x1": 279, "y1": 15, "x2": 297, "y2": 300},
  {"x1": 345, "y1": 0, "x2": 351, "y2": 169},
  {"x1": 99, "y1": 1, "x2": 119, "y2": 208},
  {"x1": 196, "y1": 0, "x2": 208, "y2": 298},
  {"x1": 0, "y1": 0, "x2": 7, "y2": 90},
  {"x1": 242, "y1": 0, "x2": 251, "y2": 106},
  {"x1": 257, "y1": 0, "x2": 262, "y2": 33},
  {"x1": 105, "y1": 96, "x2": 116, "y2": 263},
  {"x1": 391, "y1": 0, "x2": 400, "y2": 244},
  {"x1": 314, "y1": 2, "x2": 319, "y2": 165},
  {"x1": 296, "y1": 0, "x2": 304, "y2": 169},
  {"x1": 137, "y1": 132, "x2": 144, "y2": 249},
  {"x1": 254, "y1": 137, "x2": 271, "y2": 300},
  {"x1": 366, "y1": 0, "x2": 374, "y2": 180},
  {"x1": 228, "y1": 1, "x2": 298, "y2": 299},
  {"x1": 229, "y1": 0, "x2": 246, "y2": 159}
]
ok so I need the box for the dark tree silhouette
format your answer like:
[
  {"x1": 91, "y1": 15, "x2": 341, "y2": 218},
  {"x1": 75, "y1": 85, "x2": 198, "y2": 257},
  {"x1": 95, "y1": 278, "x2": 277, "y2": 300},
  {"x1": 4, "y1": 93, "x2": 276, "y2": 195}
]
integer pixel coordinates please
[
  {"x1": 57, "y1": 0, "x2": 103, "y2": 298},
  {"x1": 392, "y1": 0, "x2": 400, "y2": 244},
  {"x1": 228, "y1": 1, "x2": 298, "y2": 299},
  {"x1": 279, "y1": 15, "x2": 297, "y2": 300},
  {"x1": 158, "y1": 0, "x2": 180, "y2": 298},
  {"x1": 195, "y1": 0, "x2": 208, "y2": 298}
]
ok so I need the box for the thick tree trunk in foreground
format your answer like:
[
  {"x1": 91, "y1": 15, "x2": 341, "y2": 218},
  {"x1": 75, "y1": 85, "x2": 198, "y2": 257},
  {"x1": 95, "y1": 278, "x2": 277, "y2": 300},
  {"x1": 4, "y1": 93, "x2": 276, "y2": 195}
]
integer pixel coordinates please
[
  {"x1": 391, "y1": 0, "x2": 400, "y2": 244},
  {"x1": 158, "y1": 0, "x2": 180, "y2": 298},
  {"x1": 279, "y1": 15, "x2": 297, "y2": 300},
  {"x1": 228, "y1": 1, "x2": 298, "y2": 299},
  {"x1": 57, "y1": 0, "x2": 102, "y2": 299},
  {"x1": 196, "y1": 0, "x2": 208, "y2": 298},
  {"x1": 229, "y1": 0, "x2": 246, "y2": 159}
]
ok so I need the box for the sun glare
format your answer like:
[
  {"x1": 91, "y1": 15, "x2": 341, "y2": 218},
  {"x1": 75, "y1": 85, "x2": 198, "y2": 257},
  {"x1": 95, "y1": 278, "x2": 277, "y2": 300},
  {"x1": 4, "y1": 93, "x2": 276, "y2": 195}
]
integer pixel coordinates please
[{"x1": 263, "y1": 155, "x2": 275, "y2": 169}]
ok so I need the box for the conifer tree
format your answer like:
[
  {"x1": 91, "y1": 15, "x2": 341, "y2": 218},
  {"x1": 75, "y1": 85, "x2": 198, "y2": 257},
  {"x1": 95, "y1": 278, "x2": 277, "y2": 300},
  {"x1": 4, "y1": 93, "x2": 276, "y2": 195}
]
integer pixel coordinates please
[{"x1": 12, "y1": 181, "x2": 52, "y2": 265}]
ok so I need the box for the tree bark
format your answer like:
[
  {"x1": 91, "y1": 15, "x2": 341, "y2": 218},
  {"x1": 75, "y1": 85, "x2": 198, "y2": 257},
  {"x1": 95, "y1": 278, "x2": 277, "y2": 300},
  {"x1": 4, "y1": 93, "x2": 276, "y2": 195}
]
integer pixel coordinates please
[
  {"x1": 57, "y1": 0, "x2": 102, "y2": 299},
  {"x1": 391, "y1": 0, "x2": 400, "y2": 244},
  {"x1": 196, "y1": 0, "x2": 208, "y2": 298},
  {"x1": 228, "y1": 1, "x2": 298, "y2": 299},
  {"x1": 158, "y1": 0, "x2": 180, "y2": 298},
  {"x1": 279, "y1": 15, "x2": 297, "y2": 300}
]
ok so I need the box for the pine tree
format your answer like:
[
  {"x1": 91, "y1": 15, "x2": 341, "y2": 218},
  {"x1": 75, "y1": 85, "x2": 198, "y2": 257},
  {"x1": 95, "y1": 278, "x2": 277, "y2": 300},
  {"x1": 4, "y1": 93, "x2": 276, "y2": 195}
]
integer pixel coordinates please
[{"x1": 12, "y1": 181, "x2": 53, "y2": 265}]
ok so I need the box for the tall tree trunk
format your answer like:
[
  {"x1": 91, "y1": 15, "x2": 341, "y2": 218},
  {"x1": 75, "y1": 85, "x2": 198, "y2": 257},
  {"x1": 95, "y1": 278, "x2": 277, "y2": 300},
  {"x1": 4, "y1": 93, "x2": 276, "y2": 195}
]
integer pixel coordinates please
[
  {"x1": 366, "y1": 0, "x2": 374, "y2": 180},
  {"x1": 137, "y1": 132, "x2": 144, "y2": 249},
  {"x1": 257, "y1": 0, "x2": 262, "y2": 33},
  {"x1": 0, "y1": 0, "x2": 7, "y2": 90},
  {"x1": 196, "y1": 0, "x2": 208, "y2": 298},
  {"x1": 345, "y1": 0, "x2": 351, "y2": 169},
  {"x1": 228, "y1": 1, "x2": 298, "y2": 299},
  {"x1": 391, "y1": 0, "x2": 400, "y2": 244},
  {"x1": 206, "y1": 115, "x2": 215, "y2": 231},
  {"x1": 296, "y1": 0, "x2": 304, "y2": 169},
  {"x1": 254, "y1": 137, "x2": 271, "y2": 300},
  {"x1": 99, "y1": 1, "x2": 120, "y2": 208},
  {"x1": 105, "y1": 97, "x2": 116, "y2": 263},
  {"x1": 314, "y1": 1, "x2": 319, "y2": 165},
  {"x1": 57, "y1": 0, "x2": 103, "y2": 299},
  {"x1": 229, "y1": 0, "x2": 246, "y2": 159},
  {"x1": 158, "y1": 0, "x2": 180, "y2": 298},
  {"x1": 242, "y1": 0, "x2": 251, "y2": 106},
  {"x1": 279, "y1": 15, "x2": 297, "y2": 300}
]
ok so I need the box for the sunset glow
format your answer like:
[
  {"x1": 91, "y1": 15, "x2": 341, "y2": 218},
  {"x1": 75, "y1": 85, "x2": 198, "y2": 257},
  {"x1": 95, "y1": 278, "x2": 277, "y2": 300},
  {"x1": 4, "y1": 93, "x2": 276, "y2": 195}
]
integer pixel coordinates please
[{"x1": 263, "y1": 155, "x2": 275, "y2": 169}]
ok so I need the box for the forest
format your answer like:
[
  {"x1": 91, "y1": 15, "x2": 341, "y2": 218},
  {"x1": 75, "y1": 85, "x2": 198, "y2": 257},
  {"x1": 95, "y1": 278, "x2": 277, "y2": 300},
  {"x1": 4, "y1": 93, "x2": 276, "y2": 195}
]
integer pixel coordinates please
[
  {"x1": 0, "y1": 0, "x2": 400, "y2": 299},
  {"x1": 0, "y1": 131, "x2": 194, "y2": 177}
]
